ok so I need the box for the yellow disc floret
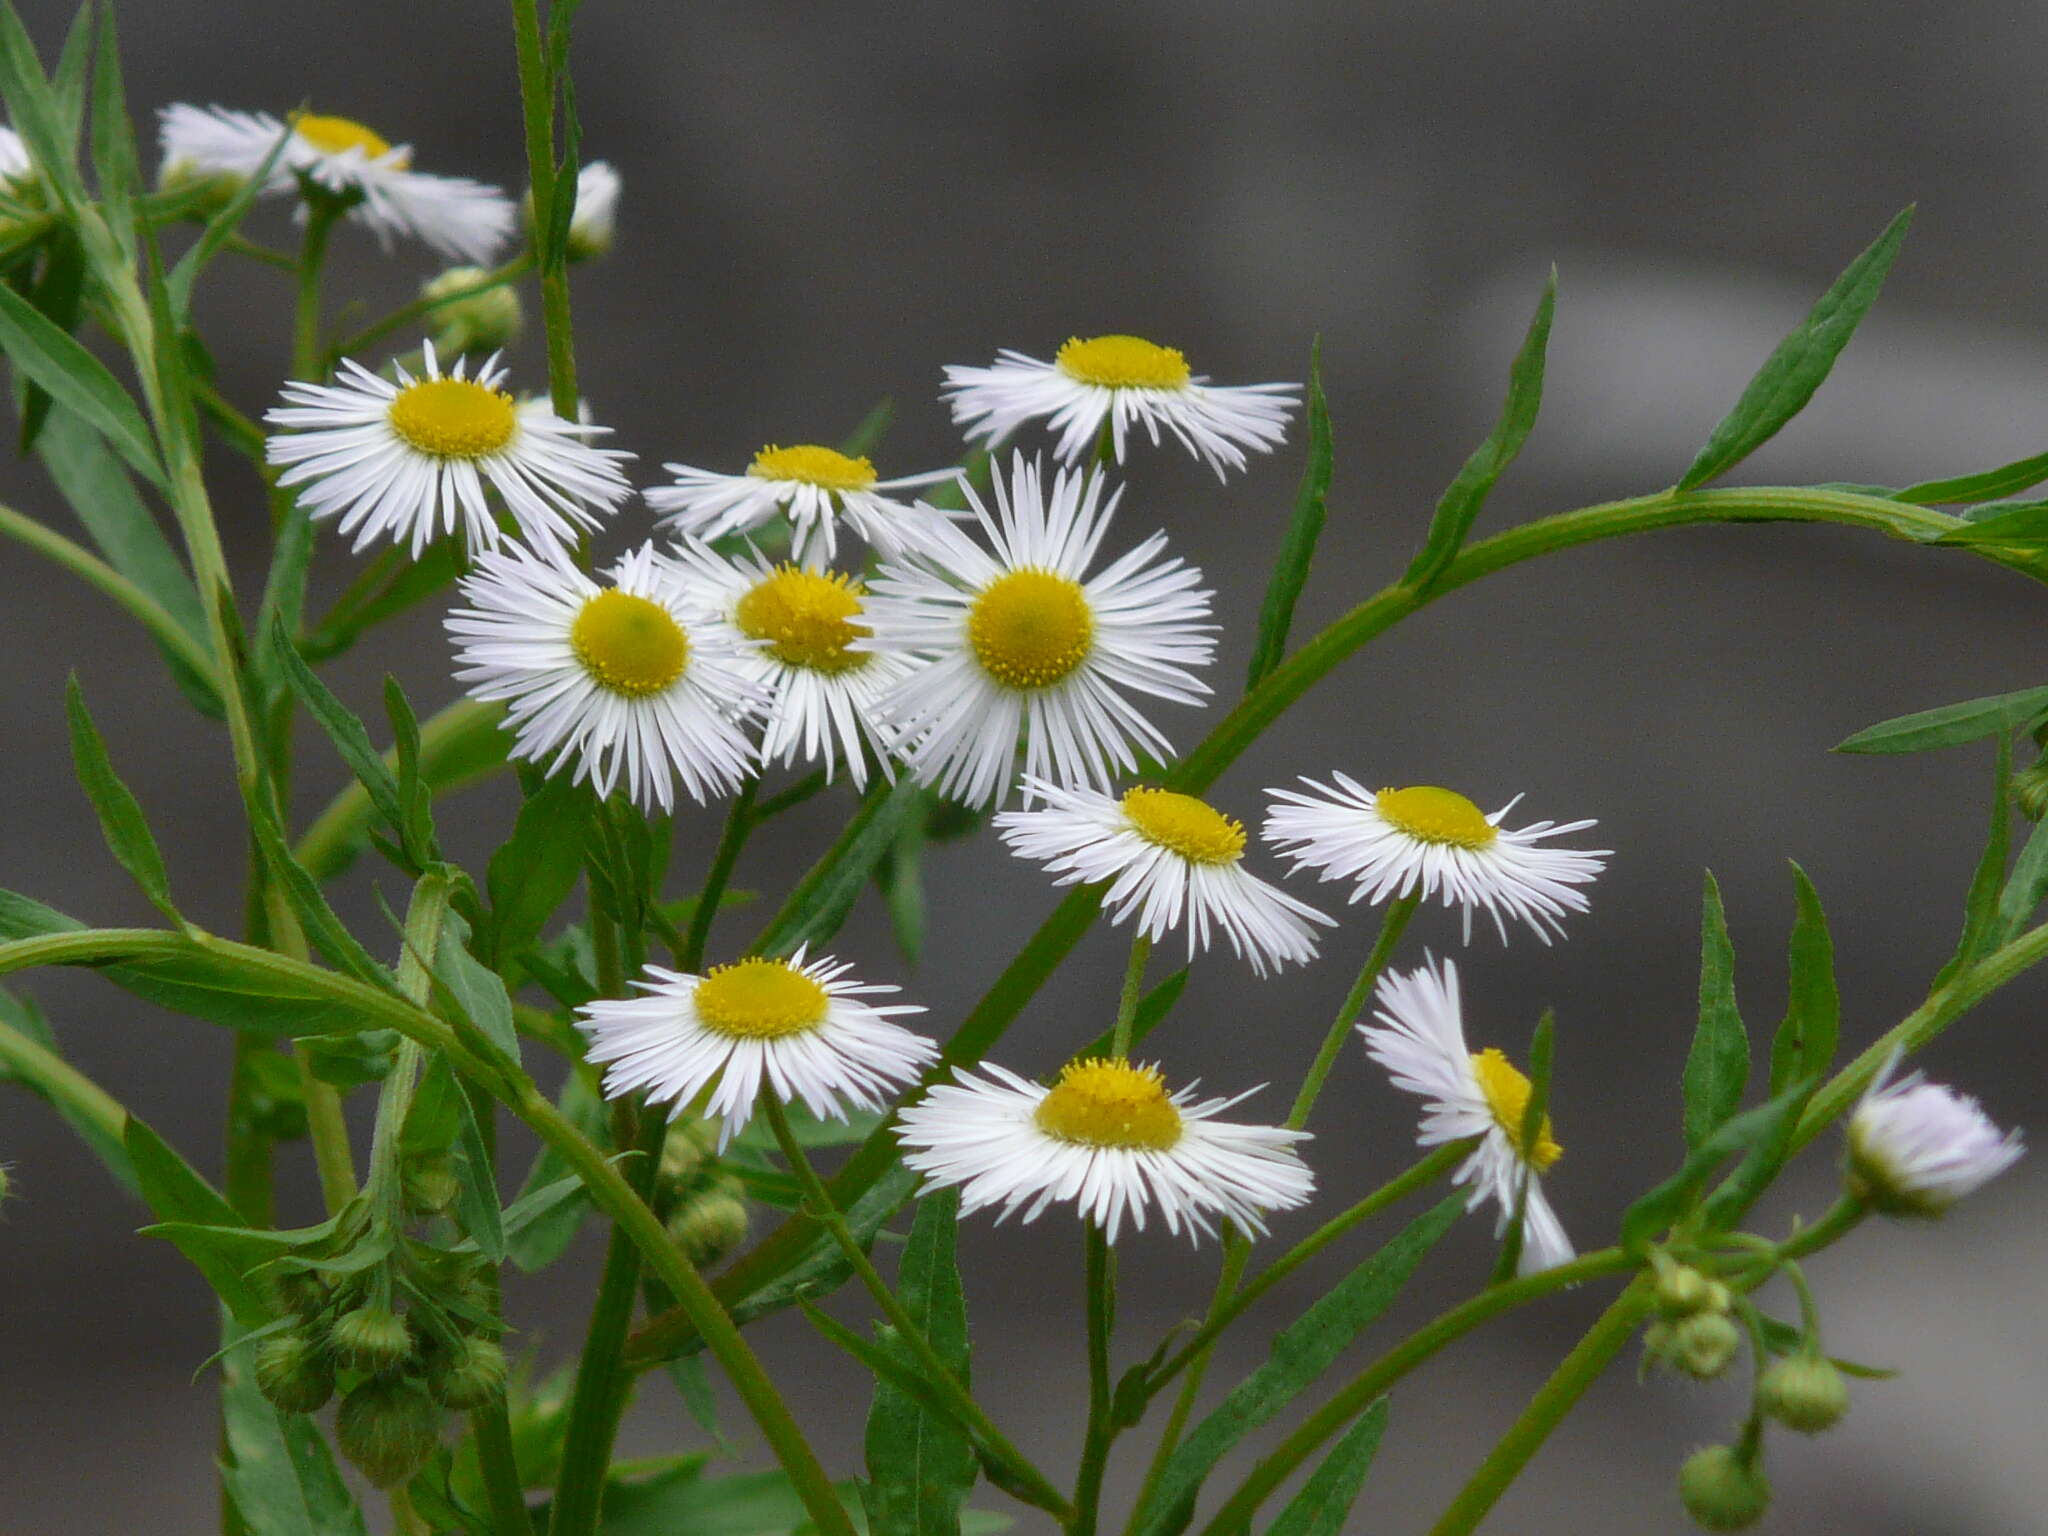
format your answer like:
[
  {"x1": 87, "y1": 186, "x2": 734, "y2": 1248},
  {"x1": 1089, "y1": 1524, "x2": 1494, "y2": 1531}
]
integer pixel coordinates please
[
  {"x1": 748, "y1": 444, "x2": 879, "y2": 494},
  {"x1": 1471, "y1": 1047, "x2": 1562, "y2": 1170},
  {"x1": 387, "y1": 377, "x2": 518, "y2": 459},
  {"x1": 1035, "y1": 1059, "x2": 1184, "y2": 1150},
  {"x1": 967, "y1": 568, "x2": 1095, "y2": 689},
  {"x1": 693, "y1": 958, "x2": 831, "y2": 1040},
  {"x1": 1055, "y1": 334, "x2": 1193, "y2": 390},
  {"x1": 290, "y1": 111, "x2": 403, "y2": 163},
  {"x1": 570, "y1": 589, "x2": 690, "y2": 697},
  {"x1": 1374, "y1": 786, "x2": 1498, "y2": 849},
  {"x1": 733, "y1": 566, "x2": 872, "y2": 674},
  {"x1": 1121, "y1": 787, "x2": 1246, "y2": 866}
]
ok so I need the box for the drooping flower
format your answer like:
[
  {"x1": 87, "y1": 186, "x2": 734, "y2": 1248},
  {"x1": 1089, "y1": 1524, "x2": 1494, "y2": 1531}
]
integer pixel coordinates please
[
  {"x1": 942, "y1": 335, "x2": 1297, "y2": 479},
  {"x1": 578, "y1": 949, "x2": 936, "y2": 1148},
  {"x1": 1263, "y1": 776, "x2": 1607, "y2": 943},
  {"x1": 1360, "y1": 958, "x2": 1573, "y2": 1274},
  {"x1": 447, "y1": 541, "x2": 759, "y2": 812},
  {"x1": 645, "y1": 443, "x2": 957, "y2": 563},
  {"x1": 994, "y1": 777, "x2": 1331, "y2": 975},
  {"x1": 896, "y1": 1057, "x2": 1313, "y2": 1243},
  {"x1": 864, "y1": 453, "x2": 1214, "y2": 809},
  {"x1": 265, "y1": 340, "x2": 632, "y2": 555},
  {"x1": 1846, "y1": 1057, "x2": 2022, "y2": 1218}
]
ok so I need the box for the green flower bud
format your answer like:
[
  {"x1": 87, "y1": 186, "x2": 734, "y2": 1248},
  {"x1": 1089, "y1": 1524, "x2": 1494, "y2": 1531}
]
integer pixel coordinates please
[
  {"x1": 1757, "y1": 1355, "x2": 1849, "y2": 1434},
  {"x1": 420, "y1": 267, "x2": 523, "y2": 357},
  {"x1": 336, "y1": 1377, "x2": 443, "y2": 1488},
  {"x1": 2014, "y1": 759, "x2": 2048, "y2": 822},
  {"x1": 403, "y1": 1153, "x2": 463, "y2": 1218},
  {"x1": 254, "y1": 1329, "x2": 335, "y2": 1415},
  {"x1": 0, "y1": 1162, "x2": 11, "y2": 1205},
  {"x1": 1670, "y1": 1313, "x2": 1742, "y2": 1380},
  {"x1": 1703, "y1": 1281, "x2": 1733, "y2": 1315},
  {"x1": 1678, "y1": 1445, "x2": 1771, "y2": 1530},
  {"x1": 657, "y1": 1118, "x2": 716, "y2": 1201},
  {"x1": 156, "y1": 158, "x2": 243, "y2": 216},
  {"x1": 668, "y1": 1180, "x2": 748, "y2": 1269},
  {"x1": 271, "y1": 1269, "x2": 332, "y2": 1320},
  {"x1": 425, "y1": 1333, "x2": 508, "y2": 1410},
  {"x1": 1655, "y1": 1264, "x2": 1715, "y2": 1319},
  {"x1": 328, "y1": 1305, "x2": 416, "y2": 1374}
]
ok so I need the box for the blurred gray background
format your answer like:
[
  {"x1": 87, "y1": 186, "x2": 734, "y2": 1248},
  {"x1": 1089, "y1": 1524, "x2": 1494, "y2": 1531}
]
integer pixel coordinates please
[{"x1": 3, "y1": 2, "x2": 2045, "y2": 1532}]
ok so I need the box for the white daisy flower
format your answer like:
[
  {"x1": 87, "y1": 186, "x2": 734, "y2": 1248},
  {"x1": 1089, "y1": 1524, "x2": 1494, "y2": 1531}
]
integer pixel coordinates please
[
  {"x1": 265, "y1": 340, "x2": 633, "y2": 556},
  {"x1": 447, "y1": 541, "x2": 761, "y2": 813},
  {"x1": 864, "y1": 453, "x2": 1215, "y2": 810},
  {"x1": 578, "y1": 949, "x2": 936, "y2": 1149},
  {"x1": 1263, "y1": 776, "x2": 1609, "y2": 944},
  {"x1": 645, "y1": 443, "x2": 957, "y2": 563},
  {"x1": 1360, "y1": 958, "x2": 1572, "y2": 1275},
  {"x1": 662, "y1": 540, "x2": 916, "y2": 788},
  {"x1": 994, "y1": 777, "x2": 1332, "y2": 975},
  {"x1": 1846, "y1": 1057, "x2": 2023, "y2": 1218},
  {"x1": 156, "y1": 104, "x2": 514, "y2": 262},
  {"x1": 896, "y1": 1057, "x2": 1313, "y2": 1244},
  {"x1": 566, "y1": 159, "x2": 620, "y2": 260},
  {"x1": 942, "y1": 335, "x2": 1297, "y2": 479}
]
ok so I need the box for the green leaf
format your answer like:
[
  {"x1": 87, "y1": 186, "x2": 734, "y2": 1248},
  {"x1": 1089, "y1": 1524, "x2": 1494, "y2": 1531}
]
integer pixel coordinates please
[
  {"x1": 384, "y1": 677, "x2": 438, "y2": 865},
  {"x1": 403, "y1": 1055, "x2": 507, "y2": 1263},
  {"x1": 0, "y1": 271, "x2": 164, "y2": 489},
  {"x1": 839, "y1": 397, "x2": 895, "y2": 458},
  {"x1": 1264, "y1": 1397, "x2": 1388, "y2": 1536},
  {"x1": 1934, "y1": 500, "x2": 2048, "y2": 544},
  {"x1": 126, "y1": 1115, "x2": 271, "y2": 1323},
  {"x1": 757, "y1": 780, "x2": 924, "y2": 958},
  {"x1": 1682, "y1": 872, "x2": 1747, "y2": 1149},
  {"x1": 1996, "y1": 813, "x2": 2048, "y2": 946},
  {"x1": 0, "y1": 984, "x2": 135, "y2": 1192},
  {"x1": 65, "y1": 674, "x2": 178, "y2": 922},
  {"x1": 88, "y1": 3, "x2": 139, "y2": 263},
  {"x1": 219, "y1": 1319, "x2": 369, "y2": 1536},
  {"x1": 166, "y1": 117, "x2": 291, "y2": 315},
  {"x1": 1701, "y1": 1073, "x2": 1819, "y2": 1233},
  {"x1": 488, "y1": 779, "x2": 592, "y2": 963},
  {"x1": 877, "y1": 795, "x2": 928, "y2": 968},
  {"x1": 1768, "y1": 863, "x2": 1838, "y2": 1096},
  {"x1": 1835, "y1": 684, "x2": 2048, "y2": 754},
  {"x1": 0, "y1": 1, "x2": 83, "y2": 210},
  {"x1": 248, "y1": 797, "x2": 393, "y2": 989},
  {"x1": 17, "y1": 226, "x2": 85, "y2": 455},
  {"x1": 1246, "y1": 338, "x2": 1331, "y2": 688},
  {"x1": 1620, "y1": 1081, "x2": 1812, "y2": 1253},
  {"x1": 270, "y1": 620, "x2": 411, "y2": 859},
  {"x1": 1896, "y1": 447, "x2": 2048, "y2": 506},
  {"x1": 1404, "y1": 273, "x2": 1554, "y2": 592},
  {"x1": 1075, "y1": 967, "x2": 1190, "y2": 1061},
  {"x1": 49, "y1": 0, "x2": 91, "y2": 145},
  {"x1": 1678, "y1": 207, "x2": 1913, "y2": 491},
  {"x1": 583, "y1": 1467, "x2": 869, "y2": 1536},
  {"x1": 1933, "y1": 737, "x2": 2012, "y2": 990},
  {"x1": 863, "y1": 1189, "x2": 974, "y2": 1536},
  {"x1": 427, "y1": 908, "x2": 521, "y2": 1069},
  {"x1": 1132, "y1": 1196, "x2": 1465, "y2": 1536}
]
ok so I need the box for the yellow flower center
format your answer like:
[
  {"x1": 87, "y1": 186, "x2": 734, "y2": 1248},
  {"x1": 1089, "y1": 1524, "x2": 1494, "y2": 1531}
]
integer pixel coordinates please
[
  {"x1": 967, "y1": 568, "x2": 1094, "y2": 689},
  {"x1": 1055, "y1": 334, "x2": 1192, "y2": 390},
  {"x1": 1121, "y1": 787, "x2": 1246, "y2": 865},
  {"x1": 290, "y1": 111, "x2": 404, "y2": 164},
  {"x1": 733, "y1": 566, "x2": 872, "y2": 674},
  {"x1": 693, "y1": 958, "x2": 831, "y2": 1040},
  {"x1": 748, "y1": 443, "x2": 879, "y2": 494},
  {"x1": 387, "y1": 377, "x2": 518, "y2": 459},
  {"x1": 1374, "y1": 786, "x2": 1498, "y2": 849},
  {"x1": 570, "y1": 590, "x2": 690, "y2": 697},
  {"x1": 1471, "y1": 1048, "x2": 1562, "y2": 1171},
  {"x1": 1035, "y1": 1059, "x2": 1183, "y2": 1151}
]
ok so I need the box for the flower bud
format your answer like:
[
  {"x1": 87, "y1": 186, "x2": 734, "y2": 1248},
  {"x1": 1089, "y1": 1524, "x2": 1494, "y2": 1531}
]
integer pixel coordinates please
[
  {"x1": 420, "y1": 267, "x2": 523, "y2": 357},
  {"x1": 1677, "y1": 1445, "x2": 1770, "y2": 1530},
  {"x1": 657, "y1": 1118, "x2": 716, "y2": 1202},
  {"x1": 1662, "y1": 1313, "x2": 1742, "y2": 1380},
  {"x1": 254, "y1": 1329, "x2": 335, "y2": 1414},
  {"x1": 403, "y1": 1153, "x2": 463, "y2": 1218},
  {"x1": 668, "y1": 1178, "x2": 748, "y2": 1269},
  {"x1": 529, "y1": 160, "x2": 619, "y2": 262},
  {"x1": 1757, "y1": 1355, "x2": 1849, "y2": 1434},
  {"x1": 1846, "y1": 1063, "x2": 2023, "y2": 1219},
  {"x1": 155, "y1": 158, "x2": 244, "y2": 216},
  {"x1": 425, "y1": 1333, "x2": 507, "y2": 1410},
  {"x1": 337, "y1": 1377, "x2": 442, "y2": 1488},
  {"x1": 0, "y1": 1162, "x2": 11, "y2": 1205},
  {"x1": 1655, "y1": 1264, "x2": 1716, "y2": 1319},
  {"x1": 2014, "y1": 759, "x2": 2048, "y2": 822},
  {"x1": 271, "y1": 1269, "x2": 331, "y2": 1320},
  {"x1": 328, "y1": 1305, "x2": 416, "y2": 1374}
]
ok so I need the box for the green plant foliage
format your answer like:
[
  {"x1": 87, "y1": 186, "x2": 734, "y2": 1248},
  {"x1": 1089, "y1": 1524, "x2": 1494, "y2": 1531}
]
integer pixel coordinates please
[
  {"x1": 1683, "y1": 872, "x2": 1748, "y2": 1150},
  {"x1": 1246, "y1": 338, "x2": 1331, "y2": 688}
]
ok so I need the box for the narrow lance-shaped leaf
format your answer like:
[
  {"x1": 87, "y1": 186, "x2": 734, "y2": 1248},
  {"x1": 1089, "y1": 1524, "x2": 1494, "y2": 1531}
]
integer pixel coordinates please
[
  {"x1": 756, "y1": 779, "x2": 924, "y2": 958},
  {"x1": 1404, "y1": 271, "x2": 1555, "y2": 592},
  {"x1": 0, "y1": 0, "x2": 85, "y2": 209},
  {"x1": 1264, "y1": 1398, "x2": 1389, "y2": 1536},
  {"x1": 1897, "y1": 446, "x2": 2048, "y2": 506},
  {"x1": 219, "y1": 1318, "x2": 370, "y2": 1536},
  {"x1": 486, "y1": 778, "x2": 591, "y2": 963},
  {"x1": 1934, "y1": 499, "x2": 2048, "y2": 545},
  {"x1": 65, "y1": 674, "x2": 179, "y2": 924},
  {"x1": 1682, "y1": 871, "x2": 1748, "y2": 1149},
  {"x1": 17, "y1": 224, "x2": 85, "y2": 455},
  {"x1": 0, "y1": 274, "x2": 166, "y2": 490},
  {"x1": 839, "y1": 396, "x2": 894, "y2": 458},
  {"x1": 1835, "y1": 684, "x2": 2048, "y2": 755},
  {"x1": 1768, "y1": 862, "x2": 1838, "y2": 1096},
  {"x1": 1933, "y1": 735, "x2": 2012, "y2": 991},
  {"x1": 0, "y1": 985, "x2": 136, "y2": 1193},
  {"x1": 89, "y1": 3, "x2": 140, "y2": 264},
  {"x1": 1621, "y1": 1081, "x2": 1812, "y2": 1253},
  {"x1": 126, "y1": 1114, "x2": 271, "y2": 1324},
  {"x1": 1077, "y1": 967, "x2": 1190, "y2": 1061},
  {"x1": 269, "y1": 617, "x2": 409, "y2": 849},
  {"x1": 1246, "y1": 337, "x2": 1331, "y2": 689},
  {"x1": 1995, "y1": 812, "x2": 2048, "y2": 947}
]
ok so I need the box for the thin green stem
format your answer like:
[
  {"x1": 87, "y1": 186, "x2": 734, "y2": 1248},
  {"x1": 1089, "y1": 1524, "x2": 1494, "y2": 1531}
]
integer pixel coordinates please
[
  {"x1": 290, "y1": 200, "x2": 340, "y2": 378},
  {"x1": 220, "y1": 233, "x2": 296, "y2": 272},
  {"x1": 682, "y1": 776, "x2": 760, "y2": 971},
  {"x1": 509, "y1": 0, "x2": 579, "y2": 417},
  {"x1": 1129, "y1": 1241, "x2": 1247, "y2": 1533},
  {"x1": 330, "y1": 253, "x2": 535, "y2": 364},
  {"x1": 1109, "y1": 933, "x2": 1151, "y2": 1058},
  {"x1": 750, "y1": 778, "x2": 897, "y2": 954},
  {"x1": 0, "y1": 1013, "x2": 128, "y2": 1148},
  {"x1": 1288, "y1": 893, "x2": 1418, "y2": 1131},
  {"x1": 1071, "y1": 1224, "x2": 1117, "y2": 1536}
]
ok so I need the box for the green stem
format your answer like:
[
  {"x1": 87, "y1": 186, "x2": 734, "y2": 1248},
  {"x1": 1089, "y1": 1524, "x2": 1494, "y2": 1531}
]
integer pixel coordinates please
[
  {"x1": 0, "y1": 1013, "x2": 128, "y2": 1148},
  {"x1": 1109, "y1": 933, "x2": 1151, "y2": 1058},
  {"x1": 682, "y1": 776, "x2": 760, "y2": 971},
  {"x1": 750, "y1": 778, "x2": 898, "y2": 954},
  {"x1": 764, "y1": 1097, "x2": 1073, "y2": 1521},
  {"x1": 330, "y1": 252, "x2": 535, "y2": 364},
  {"x1": 1071, "y1": 1224, "x2": 1117, "y2": 1536},
  {"x1": 1287, "y1": 893, "x2": 1418, "y2": 1131},
  {"x1": 365, "y1": 878, "x2": 453, "y2": 1221},
  {"x1": 290, "y1": 199, "x2": 340, "y2": 378},
  {"x1": 1129, "y1": 1241, "x2": 1247, "y2": 1533},
  {"x1": 509, "y1": 0, "x2": 579, "y2": 417}
]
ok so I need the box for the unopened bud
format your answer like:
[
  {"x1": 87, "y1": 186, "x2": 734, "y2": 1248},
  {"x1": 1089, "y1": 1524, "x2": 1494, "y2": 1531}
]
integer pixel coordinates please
[
  {"x1": 657, "y1": 1119, "x2": 716, "y2": 1201},
  {"x1": 2015, "y1": 760, "x2": 2048, "y2": 822},
  {"x1": 337, "y1": 1376, "x2": 442, "y2": 1488},
  {"x1": 156, "y1": 159, "x2": 243, "y2": 216},
  {"x1": 328, "y1": 1305, "x2": 415, "y2": 1374},
  {"x1": 403, "y1": 1153, "x2": 463, "y2": 1218},
  {"x1": 1678, "y1": 1445, "x2": 1771, "y2": 1530},
  {"x1": 669, "y1": 1179, "x2": 748, "y2": 1269},
  {"x1": 1654, "y1": 1313, "x2": 1741, "y2": 1381},
  {"x1": 271, "y1": 1269, "x2": 331, "y2": 1320},
  {"x1": 1655, "y1": 1264, "x2": 1715, "y2": 1319},
  {"x1": 421, "y1": 267, "x2": 523, "y2": 356},
  {"x1": 254, "y1": 1329, "x2": 335, "y2": 1414},
  {"x1": 1757, "y1": 1355, "x2": 1849, "y2": 1434},
  {"x1": 425, "y1": 1333, "x2": 507, "y2": 1409},
  {"x1": 525, "y1": 160, "x2": 621, "y2": 262}
]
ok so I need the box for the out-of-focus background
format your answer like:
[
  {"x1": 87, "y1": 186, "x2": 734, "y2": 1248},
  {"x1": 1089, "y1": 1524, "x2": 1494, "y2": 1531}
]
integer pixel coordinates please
[{"x1": 4, "y1": 2, "x2": 2045, "y2": 1532}]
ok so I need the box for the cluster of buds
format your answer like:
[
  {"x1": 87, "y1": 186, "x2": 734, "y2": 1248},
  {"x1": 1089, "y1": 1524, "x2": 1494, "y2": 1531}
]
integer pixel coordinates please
[
  {"x1": 1643, "y1": 1261, "x2": 1739, "y2": 1381},
  {"x1": 655, "y1": 1117, "x2": 750, "y2": 1270},
  {"x1": 420, "y1": 267, "x2": 524, "y2": 358}
]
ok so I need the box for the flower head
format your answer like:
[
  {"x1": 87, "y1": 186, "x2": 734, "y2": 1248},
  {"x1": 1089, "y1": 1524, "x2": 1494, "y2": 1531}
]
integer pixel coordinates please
[
  {"x1": 995, "y1": 778, "x2": 1332, "y2": 975},
  {"x1": 265, "y1": 340, "x2": 632, "y2": 555},
  {"x1": 896, "y1": 1057, "x2": 1313, "y2": 1243},
  {"x1": 1263, "y1": 775, "x2": 1608, "y2": 944},
  {"x1": 1360, "y1": 958, "x2": 1573, "y2": 1274},
  {"x1": 566, "y1": 159, "x2": 620, "y2": 260},
  {"x1": 578, "y1": 949, "x2": 936, "y2": 1148},
  {"x1": 447, "y1": 541, "x2": 760, "y2": 812},
  {"x1": 646, "y1": 443, "x2": 957, "y2": 563},
  {"x1": 942, "y1": 335, "x2": 1297, "y2": 479},
  {"x1": 865, "y1": 453, "x2": 1215, "y2": 809},
  {"x1": 157, "y1": 104, "x2": 513, "y2": 261},
  {"x1": 1846, "y1": 1058, "x2": 2022, "y2": 1218}
]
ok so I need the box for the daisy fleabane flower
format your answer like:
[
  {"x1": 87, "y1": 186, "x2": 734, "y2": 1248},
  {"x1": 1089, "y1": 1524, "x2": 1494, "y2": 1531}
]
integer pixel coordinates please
[
  {"x1": 566, "y1": 159, "x2": 620, "y2": 260},
  {"x1": 896, "y1": 1058, "x2": 1313, "y2": 1243},
  {"x1": 995, "y1": 777, "x2": 1333, "y2": 976},
  {"x1": 865, "y1": 453, "x2": 1215, "y2": 810},
  {"x1": 1361, "y1": 958, "x2": 1573, "y2": 1275},
  {"x1": 447, "y1": 541, "x2": 760, "y2": 813},
  {"x1": 1263, "y1": 776, "x2": 1609, "y2": 944},
  {"x1": 645, "y1": 443, "x2": 957, "y2": 562},
  {"x1": 942, "y1": 335, "x2": 1297, "y2": 479},
  {"x1": 577, "y1": 949, "x2": 936, "y2": 1149},
  {"x1": 663, "y1": 540, "x2": 915, "y2": 788},
  {"x1": 1846, "y1": 1057, "x2": 2022, "y2": 1218},
  {"x1": 265, "y1": 340, "x2": 633, "y2": 555},
  {"x1": 157, "y1": 105, "x2": 513, "y2": 261}
]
